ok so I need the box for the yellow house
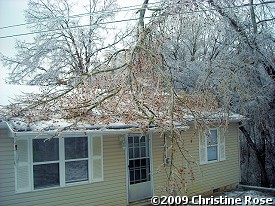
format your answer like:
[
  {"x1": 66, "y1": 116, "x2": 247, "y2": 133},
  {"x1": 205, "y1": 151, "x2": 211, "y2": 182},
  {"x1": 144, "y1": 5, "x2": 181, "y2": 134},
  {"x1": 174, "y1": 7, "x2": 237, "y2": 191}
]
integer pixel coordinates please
[{"x1": 0, "y1": 115, "x2": 241, "y2": 206}]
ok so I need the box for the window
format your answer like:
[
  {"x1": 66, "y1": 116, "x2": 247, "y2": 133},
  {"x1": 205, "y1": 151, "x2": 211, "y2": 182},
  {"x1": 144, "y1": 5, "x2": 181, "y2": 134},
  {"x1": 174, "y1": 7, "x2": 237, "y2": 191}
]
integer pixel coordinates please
[
  {"x1": 14, "y1": 135, "x2": 103, "y2": 193},
  {"x1": 33, "y1": 138, "x2": 60, "y2": 189},
  {"x1": 206, "y1": 129, "x2": 218, "y2": 161},
  {"x1": 65, "y1": 137, "x2": 88, "y2": 183},
  {"x1": 199, "y1": 128, "x2": 226, "y2": 164}
]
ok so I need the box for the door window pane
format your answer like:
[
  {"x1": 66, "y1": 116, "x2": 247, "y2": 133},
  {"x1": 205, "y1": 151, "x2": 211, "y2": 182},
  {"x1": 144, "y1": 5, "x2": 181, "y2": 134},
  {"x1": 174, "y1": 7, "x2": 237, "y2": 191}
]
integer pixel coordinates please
[
  {"x1": 141, "y1": 169, "x2": 147, "y2": 180},
  {"x1": 33, "y1": 139, "x2": 59, "y2": 162},
  {"x1": 34, "y1": 163, "x2": 59, "y2": 189},
  {"x1": 65, "y1": 137, "x2": 88, "y2": 159},
  {"x1": 135, "y1": 169, "x2": 140, "y2": 182},
  {"x1": 65, "y1": 160, "x2": 88, "y2": 183},
  {"x1": 134, "y1": 147, "x2": 140, "y2": 158},
  {"x1": 129, "y1": 160, "x2": 134, "y2": 169},
  {"x1": 140, "y1": 147, "x2": 146, "y2": 157},
  {"x1": 134, "y1": 159, "x2": 140, "y2": 168},
  {"x1": 129, "y1": 148, "x2": 133, "y2": 159},
  {"x1": 134, "y1": 136, "x2": 139, "y2": 143},
  {"x1": 140, "y1": 136, "x2": 146, "y2": 146},
  {"x1": 141, "y1": 158, "x2": 150, "y2": 168},
  {"x1": 128, "y1": 136, "x2": 133, "y2": 146},
  {"x1": 140, "y1": 136, "x2": 145, "y2": 142}
]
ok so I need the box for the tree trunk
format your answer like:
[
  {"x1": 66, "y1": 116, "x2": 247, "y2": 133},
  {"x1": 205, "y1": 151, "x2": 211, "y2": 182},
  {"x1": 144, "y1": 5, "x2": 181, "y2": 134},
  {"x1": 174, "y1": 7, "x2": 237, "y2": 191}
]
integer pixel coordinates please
[{"x1": 239, "y1": 125, "x2": 270, "y2": 187}]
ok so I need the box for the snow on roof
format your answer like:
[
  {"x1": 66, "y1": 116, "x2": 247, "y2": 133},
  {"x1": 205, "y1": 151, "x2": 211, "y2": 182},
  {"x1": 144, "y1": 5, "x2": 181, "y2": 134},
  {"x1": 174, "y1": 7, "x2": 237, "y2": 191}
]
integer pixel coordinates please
[
  {"x1": 7, "y1": 118, "x2": 139, "y2": 132},
  {"x1": 5, "y1": 113, "x2": 244, "y2": 132},
  {"x1": 0, "y1": 84, "x2": 245, "y2": 133},
  {"x1": 184, "y1": 112, "x2": 245, "y2": 123}
]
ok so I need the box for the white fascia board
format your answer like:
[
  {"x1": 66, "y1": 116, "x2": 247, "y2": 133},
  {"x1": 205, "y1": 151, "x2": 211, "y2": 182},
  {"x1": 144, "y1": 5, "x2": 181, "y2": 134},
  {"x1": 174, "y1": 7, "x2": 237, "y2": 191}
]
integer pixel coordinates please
[
  {"x1": 13, "y1": 128, "x2": 156, "y2": 138},
  {"x1": 185, "y1": 118, "x2": 242, "y2": 125},
  {"x1": 9, "y1": 125, "x2": 190, "y2": 139}
]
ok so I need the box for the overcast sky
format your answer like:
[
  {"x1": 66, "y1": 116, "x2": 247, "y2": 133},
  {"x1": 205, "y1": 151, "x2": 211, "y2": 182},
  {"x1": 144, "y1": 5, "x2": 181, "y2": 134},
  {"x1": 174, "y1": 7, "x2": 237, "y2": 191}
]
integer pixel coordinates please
[
  {"x1": 0, "y1": 0, "x2": 146, "y2": 87},
  {"x1": 0, "y1": 0, "x2": 29, "y2": 84},
  {"x1": 0, "y1": 0, "x2": 146, "y2": 105},
  {"x1": 0, "y1": 0, "x2": 29, "y2": 55}
]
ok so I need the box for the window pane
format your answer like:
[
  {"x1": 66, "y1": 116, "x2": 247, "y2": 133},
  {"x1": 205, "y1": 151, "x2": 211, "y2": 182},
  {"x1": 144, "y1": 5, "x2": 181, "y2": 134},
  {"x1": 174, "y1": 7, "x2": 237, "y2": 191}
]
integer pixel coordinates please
[
  {"x1": 140, "y1": 146, "x2": 146, "y2": 157},
  {"x1": 134, "y1": 159, "x2": 140, "y2": 168},
  {"x1": 33, "y1": 139, "x2": 59, "y2": 162},
  {"x1": 210, "y1": 129, "x2": 218, "y2": 142},
  {"x1": 141, "y1": 158, "x2": 146, "y2": 167},
  {"x1": 207, "y1": 129, "x2": 218, "y2": 146},
  {"x1": 65, "y1": 137, "x2": 88, "y2": 159},
  {"x1": 134, "y1": 136, "x2": 139, "y2": 143},
  {"x1": 135, "y1": 169, "x2": 140, "y2": 181},
  {"x1": 207, "y1": 146, "x2": 218, "y2": 161},
  {"x1": 129, "y1": 148, "x2": 133, "y2": 159},
  {"x1": 141, "y1": 168, "x2": 149, "y2": 181},
  {"x1": 134, "y1": 147, "x2": 140, "y2": 158},
  {"x1": 34, "y1": 163, "x2": 59, "y2": 189},
  {"x1": 128, "y1": 136, "x2": 133, "y2": 144},
  {"x1": 140, "y1": 136, "x2": 146, "y2": 147},
  {"x1": 65, "y1": 160, "x2": 88, "y2": 183},
  {"x1": 129, "y1": 160, "x2": 134, "y2": 169},
  {"x1": 141, "y1": 158, "x2": 150, "y2": 167},
  {"x1": 140, "y1": 136, "x2": 145, "y2": 142}
]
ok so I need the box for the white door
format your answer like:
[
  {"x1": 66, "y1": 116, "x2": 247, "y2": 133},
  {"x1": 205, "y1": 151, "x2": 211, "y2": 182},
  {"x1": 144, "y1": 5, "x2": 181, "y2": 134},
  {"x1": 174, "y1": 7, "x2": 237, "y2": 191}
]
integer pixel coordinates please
[{"x1": 127, "y1": 134, "x2": 152, "y2": 202}]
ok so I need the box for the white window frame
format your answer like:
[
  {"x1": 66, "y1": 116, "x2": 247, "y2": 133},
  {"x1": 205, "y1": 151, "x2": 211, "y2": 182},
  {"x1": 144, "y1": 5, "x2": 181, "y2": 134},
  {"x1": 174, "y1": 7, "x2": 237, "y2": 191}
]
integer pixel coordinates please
[
  {"x1": 14, "y1": 135, "x2": 103, "y2": 193},
  {"x1": 199, "y1": 128, "x2": 226, "y2": 165}
]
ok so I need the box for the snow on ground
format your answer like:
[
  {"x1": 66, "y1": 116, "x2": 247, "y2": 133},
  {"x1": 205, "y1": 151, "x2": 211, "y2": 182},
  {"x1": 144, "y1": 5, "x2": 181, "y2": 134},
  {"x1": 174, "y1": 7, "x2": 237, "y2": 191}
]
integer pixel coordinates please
[{"x1": 214, "y1": 189, "x2": 275, "y2": 206}]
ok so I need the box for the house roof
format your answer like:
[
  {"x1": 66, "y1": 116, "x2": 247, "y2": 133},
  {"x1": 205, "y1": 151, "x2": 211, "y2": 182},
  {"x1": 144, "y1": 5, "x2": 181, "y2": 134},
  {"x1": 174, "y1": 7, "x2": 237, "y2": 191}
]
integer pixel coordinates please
[
  {"x1": 0, "y1": 83, "x2": 244, "y2": 135},
  {"x1": 1, "y1": 112, "x2": 243, "y2": 134}
]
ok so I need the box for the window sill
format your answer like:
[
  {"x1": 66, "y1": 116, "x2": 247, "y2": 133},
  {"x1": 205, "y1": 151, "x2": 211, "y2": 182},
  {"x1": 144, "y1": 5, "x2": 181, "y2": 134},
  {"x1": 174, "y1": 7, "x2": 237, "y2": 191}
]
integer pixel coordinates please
[
  {"x1": 16, "y1": 179, "x2": 104, "y2": 194},
  {"x1": 65, "y1": 180, "x2": 89, "y2": 187}
]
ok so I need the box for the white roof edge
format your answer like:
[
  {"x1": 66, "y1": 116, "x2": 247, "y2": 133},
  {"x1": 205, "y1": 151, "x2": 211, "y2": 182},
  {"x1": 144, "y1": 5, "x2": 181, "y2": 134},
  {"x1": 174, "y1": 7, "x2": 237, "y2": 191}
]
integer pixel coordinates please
[
  {"x1": 0, "y1": 121, "x2": 15, "y2": 138},
  {"x1": 2, "y1": 115, "x2": 242, "y2": 138},
  {"x1": 1, "y1": 121, "x2": 189, "y2": 138},
  {"x1": 184, "y1": 113, "x2": 245, "y2": 124},
  {"x1": 185, "y1": 118, "x2": 243, "y2": 124},
  {"x1": 13, "y1": 129, "x2": 135, "y2": 137}
]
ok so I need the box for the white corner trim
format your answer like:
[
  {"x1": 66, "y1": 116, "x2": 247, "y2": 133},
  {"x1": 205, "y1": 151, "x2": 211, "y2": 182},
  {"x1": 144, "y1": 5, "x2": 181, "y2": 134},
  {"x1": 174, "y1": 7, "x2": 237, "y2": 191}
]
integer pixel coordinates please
[{"x1": 0, "y1": 121, "x2": 15, "y2": 138}]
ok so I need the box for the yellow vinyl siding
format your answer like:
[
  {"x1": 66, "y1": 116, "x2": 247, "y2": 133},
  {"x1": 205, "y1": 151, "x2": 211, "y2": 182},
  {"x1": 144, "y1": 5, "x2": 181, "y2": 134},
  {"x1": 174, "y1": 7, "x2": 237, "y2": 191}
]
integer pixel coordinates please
[
  {"x1": 151, "y1": 132, "x2": 168, "y2": 196},
  {"x1": 190, "y1": 123, "x2": 240, "y2": 195},
  {"x1": 0, "y1": 122, "x2": 240, "y2": 205},
  {"x1": 151, "y1": 123, "x2": 240, "y2": 196},
  {"x1": 0, "y1": 131, "x2": 127, "y2": 206}
]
